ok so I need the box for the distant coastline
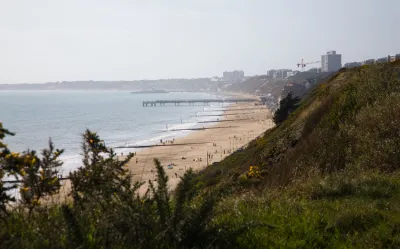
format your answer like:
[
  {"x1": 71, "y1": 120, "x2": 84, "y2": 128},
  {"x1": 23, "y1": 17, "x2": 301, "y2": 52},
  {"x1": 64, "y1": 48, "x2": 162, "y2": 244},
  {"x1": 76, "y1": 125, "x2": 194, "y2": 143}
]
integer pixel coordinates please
[{"x1": 130, "y1": 89, "x2": 169, "y2": 94}]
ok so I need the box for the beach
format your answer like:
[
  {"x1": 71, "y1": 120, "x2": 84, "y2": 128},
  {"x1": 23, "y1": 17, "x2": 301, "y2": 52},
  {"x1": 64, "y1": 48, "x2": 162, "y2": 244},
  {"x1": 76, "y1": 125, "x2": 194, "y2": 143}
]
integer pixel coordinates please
[
  {"x1": 125, "y1": 102, "x2": 273, "y2": 195},
  {"x1": 49, "y1": 100, "x2": 273, "y2": 202}
]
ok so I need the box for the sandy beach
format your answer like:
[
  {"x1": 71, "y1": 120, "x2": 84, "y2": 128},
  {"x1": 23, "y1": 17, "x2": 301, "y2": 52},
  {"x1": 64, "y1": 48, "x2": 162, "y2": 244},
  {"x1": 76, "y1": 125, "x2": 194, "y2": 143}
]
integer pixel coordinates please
[
  {"x1": 125, "y1": 102, "x2": 273, "y2": 195},
  {"x1": 51, "y1": 99, "x2": 273, "y2": 202}
]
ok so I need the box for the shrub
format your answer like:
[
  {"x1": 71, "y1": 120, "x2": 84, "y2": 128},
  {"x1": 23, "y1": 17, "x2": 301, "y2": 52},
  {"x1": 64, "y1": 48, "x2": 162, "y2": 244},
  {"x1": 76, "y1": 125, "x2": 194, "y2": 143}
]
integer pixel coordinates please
[
  {"x1": 273, "y1": 92, "x2": 301, "y2": 125},
  {"x1": 0, "y1": 122, "x2": 64, "y2": 216}
]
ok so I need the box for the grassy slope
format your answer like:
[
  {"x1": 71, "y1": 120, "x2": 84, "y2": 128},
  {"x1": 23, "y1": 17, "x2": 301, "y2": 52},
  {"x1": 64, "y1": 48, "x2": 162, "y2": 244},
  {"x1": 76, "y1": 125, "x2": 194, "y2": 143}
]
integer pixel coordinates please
[{"x1": 198, "y1": 62, "x2": 400, "y2": 248}]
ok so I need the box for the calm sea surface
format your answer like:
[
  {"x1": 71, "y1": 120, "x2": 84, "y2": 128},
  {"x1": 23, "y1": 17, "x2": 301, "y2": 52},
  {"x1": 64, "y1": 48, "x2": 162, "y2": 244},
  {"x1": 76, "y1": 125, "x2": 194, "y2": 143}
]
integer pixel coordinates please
[{"x1": 0, "y1": 91, "x2": 226, "y2": 174}]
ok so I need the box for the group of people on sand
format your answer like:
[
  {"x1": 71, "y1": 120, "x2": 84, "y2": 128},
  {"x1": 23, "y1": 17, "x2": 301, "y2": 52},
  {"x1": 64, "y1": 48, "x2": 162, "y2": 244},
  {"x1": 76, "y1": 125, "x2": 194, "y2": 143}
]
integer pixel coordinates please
[{"x1": 159, "y1": 138, "x2": 175, "y2": 145}]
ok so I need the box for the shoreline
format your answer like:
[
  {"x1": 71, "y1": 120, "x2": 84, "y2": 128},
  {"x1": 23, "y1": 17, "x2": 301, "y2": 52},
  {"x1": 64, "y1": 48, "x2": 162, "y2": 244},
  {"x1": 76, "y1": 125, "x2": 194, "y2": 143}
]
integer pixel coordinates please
[
  {"x1": 50, "y1": 93, "x2": 273, "y2": 201},
  {"x1": 124, "y1": 102, "x2": 273, "y2": 195}
]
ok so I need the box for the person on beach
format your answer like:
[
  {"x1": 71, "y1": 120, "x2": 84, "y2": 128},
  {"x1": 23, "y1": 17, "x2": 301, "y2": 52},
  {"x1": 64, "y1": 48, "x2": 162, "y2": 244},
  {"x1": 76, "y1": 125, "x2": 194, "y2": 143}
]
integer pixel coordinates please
[{"x1": 175, "y1": 173, "x2": 178, "y2": 178}]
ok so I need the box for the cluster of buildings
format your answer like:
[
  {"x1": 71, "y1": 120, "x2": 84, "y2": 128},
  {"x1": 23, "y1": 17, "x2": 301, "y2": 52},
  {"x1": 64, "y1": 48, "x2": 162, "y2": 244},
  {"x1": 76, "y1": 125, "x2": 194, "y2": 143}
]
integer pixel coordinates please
[
  {"x1": 344, "y1": 54, "x2": 400, "y2": 68},
  {"x1": 267, "y1": 69, "x2": 296, "y2": 79},
  {"x1": 266, "y1": 50, "x2": 343, "y2": 79},
  {"x1": 222, "y1": 70, "x2": 245, "y2": 82},
  {"x1": 266, "y1": 50, "x2": 400, "y2": 79},
  {"x1": 222, "y1": 51, "x2": 400, "y2": 86}
]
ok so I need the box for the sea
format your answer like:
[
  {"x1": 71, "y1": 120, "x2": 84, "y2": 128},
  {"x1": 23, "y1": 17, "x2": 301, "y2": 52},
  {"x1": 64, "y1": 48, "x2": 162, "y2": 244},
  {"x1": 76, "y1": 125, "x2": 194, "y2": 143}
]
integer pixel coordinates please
[{"x1": 0, "y1": 90, "x2": 227, "y2": 176}]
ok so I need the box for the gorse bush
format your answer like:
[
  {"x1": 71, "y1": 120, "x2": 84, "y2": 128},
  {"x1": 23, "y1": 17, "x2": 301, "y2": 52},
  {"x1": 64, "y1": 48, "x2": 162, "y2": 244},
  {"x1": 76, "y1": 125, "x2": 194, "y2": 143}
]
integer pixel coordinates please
[
  {"x1": 0, "y1": 126, "x2": 247, "y2": 249},
  {"x1": 0, "y1": 123, "x2": 64, "y2": 217}
]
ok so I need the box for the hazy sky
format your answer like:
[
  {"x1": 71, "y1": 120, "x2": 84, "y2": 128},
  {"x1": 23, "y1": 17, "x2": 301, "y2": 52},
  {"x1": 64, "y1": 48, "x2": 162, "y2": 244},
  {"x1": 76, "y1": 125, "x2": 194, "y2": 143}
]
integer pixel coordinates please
[{"x1": 1, "y1": 0, "x2": 399, "y2": 83}]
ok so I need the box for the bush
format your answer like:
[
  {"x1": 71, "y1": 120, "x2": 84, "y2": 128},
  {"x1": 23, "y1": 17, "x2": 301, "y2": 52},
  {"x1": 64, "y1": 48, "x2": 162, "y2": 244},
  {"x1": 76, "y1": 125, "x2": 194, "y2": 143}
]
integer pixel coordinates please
[
  {"x1": 1, "y1": 125, "x2": 252, "y2": 248},
  {"x1": 273, "y1": 92, "x2": 301, "y2": 125}
]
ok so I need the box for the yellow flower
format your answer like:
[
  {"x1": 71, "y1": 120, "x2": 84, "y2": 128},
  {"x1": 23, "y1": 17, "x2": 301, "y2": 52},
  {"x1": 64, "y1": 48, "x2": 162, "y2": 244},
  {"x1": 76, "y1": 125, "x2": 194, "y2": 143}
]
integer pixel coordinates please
[
  {"x1": 31, "y1": 158, "x2": 37, "y2": 165},
  {"x1": 20, "y1": 169, "x2": 26, "y2": 176},
  {"x1": 32, "y1": 199, "x2": 41, "y2": 205},
  {"x1": 5, "y1": 154, "x2": 11, "y2": 159},
  {"x1": 89, "y1": 139, "x2": 94, "y2": 144},
  {"x1": 21, "y1": 187, "x2": 29, "y2": 192},
  {"x1": 50, "y1": 178, "x2": 58, "y2": 185}
]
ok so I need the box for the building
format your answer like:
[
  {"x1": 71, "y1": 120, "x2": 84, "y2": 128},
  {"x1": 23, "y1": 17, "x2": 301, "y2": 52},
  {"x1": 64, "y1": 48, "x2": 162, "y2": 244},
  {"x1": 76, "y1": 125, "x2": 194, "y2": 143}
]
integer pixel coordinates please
[
  {"x1": 223, "y1": 70, "x2": 244, "y2": 82},
  {"x1": 344, "y1": 62, "x2": 362, "y2": 68},
  {"x1": 361, "y1": 59, "x2": 375, "y2": 65},
  {"x1": 321, "y1": 51, "x2": 342, "y2": 72},
  {"x1": 286, "y1": 71, "x2": 295, "y2": 78},
  {"x1": 267, "y1": 69, "x2": 275, "y2": 77},
  {"x1": 376, "y1": 57, "x2": 389, "y2": 63},
  {"x1": 273, "y1": 69, "x2": 292, "y2": 79},
  {"x1": 390, "y1": 54, "x2": 400, "y2": 62}
]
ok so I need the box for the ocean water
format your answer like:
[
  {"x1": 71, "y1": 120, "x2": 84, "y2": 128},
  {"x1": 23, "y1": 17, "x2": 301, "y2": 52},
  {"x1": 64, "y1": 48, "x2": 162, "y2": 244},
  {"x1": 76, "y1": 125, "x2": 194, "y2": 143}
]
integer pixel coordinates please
[{"x1": 0, "y1": 90, "x2": 227, "y2": 175}]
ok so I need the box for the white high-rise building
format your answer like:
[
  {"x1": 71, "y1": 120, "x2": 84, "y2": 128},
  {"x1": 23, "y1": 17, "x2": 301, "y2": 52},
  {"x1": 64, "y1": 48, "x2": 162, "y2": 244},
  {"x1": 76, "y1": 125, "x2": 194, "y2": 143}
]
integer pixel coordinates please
[
  {"x1": 321, "y1": 51, "x2": 342, "y2": 72},
  {"x1": 223, "y1": 70, "x2": 244, "y2": 82}
]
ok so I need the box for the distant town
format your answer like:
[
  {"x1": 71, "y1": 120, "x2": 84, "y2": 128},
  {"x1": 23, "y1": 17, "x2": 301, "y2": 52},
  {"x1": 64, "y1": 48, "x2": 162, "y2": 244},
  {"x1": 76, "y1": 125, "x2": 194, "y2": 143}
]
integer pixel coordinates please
[
  {"x1": 1, "y1": 50, "x2": 399, "y2": 113},
  {"x1": 221, "y1": 51, "x2": 400, "y2": 83}
]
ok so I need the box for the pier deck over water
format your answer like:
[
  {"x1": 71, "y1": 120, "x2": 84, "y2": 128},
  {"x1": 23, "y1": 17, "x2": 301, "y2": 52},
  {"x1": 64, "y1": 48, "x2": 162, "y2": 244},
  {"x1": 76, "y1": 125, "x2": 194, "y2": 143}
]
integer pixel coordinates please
[{"x1": 142, "y1": 98, "x2": 257, "y2": 107}]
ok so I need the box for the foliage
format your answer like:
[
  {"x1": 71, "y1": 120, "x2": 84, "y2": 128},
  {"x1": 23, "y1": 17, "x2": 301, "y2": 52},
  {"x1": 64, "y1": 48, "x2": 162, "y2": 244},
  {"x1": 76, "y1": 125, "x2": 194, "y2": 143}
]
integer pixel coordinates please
[
  {"x1": 69, "y1": 129, "x2": 137, "y2": 206},
  {"x1": 0, "y1": 123, "x2": 15, "y2": 218},
  {"x1": 0, "y1": 127, "x2": 246, "y2": 249},
  {"x1": 0, "y1": 123, "x2": 64, "y2": 217},
  {"x1": 215, "y1": 170, "x2": 400, "y2": 248},
  {"x1": 273, "y1": 92, "x2": 301, "y2": 125},
  {"x1": 247, "y1": 165, "x2": 261, "y2": 178}
]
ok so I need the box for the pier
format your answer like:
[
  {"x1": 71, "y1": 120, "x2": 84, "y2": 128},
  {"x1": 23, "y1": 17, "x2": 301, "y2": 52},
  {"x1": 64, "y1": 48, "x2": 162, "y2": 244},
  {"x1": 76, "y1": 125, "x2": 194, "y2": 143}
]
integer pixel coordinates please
[{"x1": 142, "y1": 98, "x2": 257, "y2": 107}]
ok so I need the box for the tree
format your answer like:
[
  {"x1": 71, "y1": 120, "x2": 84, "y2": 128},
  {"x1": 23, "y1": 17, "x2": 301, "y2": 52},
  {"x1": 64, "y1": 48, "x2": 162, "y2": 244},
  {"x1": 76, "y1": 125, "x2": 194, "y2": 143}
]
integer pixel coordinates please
[
  {"x1": 0, "y1": 122, "x2": 64, "y2": 217},
  {"x1": 273, "y1": 92, "x2": 301, "y2": 125},
  {"x1": 0, "y1": 123, "x2": 15, "y2": 218},
  {"x1": 69, "y1": 129, "x2": 138, "y2": 206}
]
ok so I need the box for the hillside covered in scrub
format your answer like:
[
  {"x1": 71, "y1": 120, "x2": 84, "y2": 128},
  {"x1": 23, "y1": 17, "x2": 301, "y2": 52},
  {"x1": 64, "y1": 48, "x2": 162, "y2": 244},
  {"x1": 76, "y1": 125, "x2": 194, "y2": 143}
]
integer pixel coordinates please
[
  {"x1": 1, "y1": 62, "x2": 400, "y2": 248},
  {"x1": 196, "y1": 62, "x2": 400, "y2": 247}
]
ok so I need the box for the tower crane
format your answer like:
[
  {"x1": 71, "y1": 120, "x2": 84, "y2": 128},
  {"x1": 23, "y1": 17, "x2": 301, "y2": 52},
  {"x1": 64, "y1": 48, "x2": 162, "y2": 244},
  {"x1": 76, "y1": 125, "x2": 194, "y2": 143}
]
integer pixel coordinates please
[{"x1": 297, "y1": 59, "x2": 321, "y2": 71}]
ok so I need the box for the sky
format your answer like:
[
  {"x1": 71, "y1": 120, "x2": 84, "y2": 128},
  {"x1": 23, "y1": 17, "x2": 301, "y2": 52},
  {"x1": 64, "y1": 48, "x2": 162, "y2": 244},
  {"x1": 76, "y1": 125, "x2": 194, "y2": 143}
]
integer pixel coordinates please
[{"x1": 0, "y1": 0, "x2": 399, "y2": 84}]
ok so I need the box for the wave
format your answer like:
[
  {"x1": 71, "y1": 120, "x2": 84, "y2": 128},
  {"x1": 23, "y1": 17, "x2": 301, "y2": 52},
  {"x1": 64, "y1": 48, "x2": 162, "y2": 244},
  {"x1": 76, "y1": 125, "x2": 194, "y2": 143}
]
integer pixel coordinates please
[{"x1": 53, "y1": 102, "x2": 232, "y2": 174}]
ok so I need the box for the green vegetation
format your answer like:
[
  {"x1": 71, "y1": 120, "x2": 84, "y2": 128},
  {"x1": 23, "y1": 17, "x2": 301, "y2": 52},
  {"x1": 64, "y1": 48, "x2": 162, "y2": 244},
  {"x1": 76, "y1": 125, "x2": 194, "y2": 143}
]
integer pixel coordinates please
[
  {"x1": 1, "y1": 62, "x2": 400, "y2": 248},
  {"x1": 273, "y1": 92, "x2": 301, "y2": 125}
]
